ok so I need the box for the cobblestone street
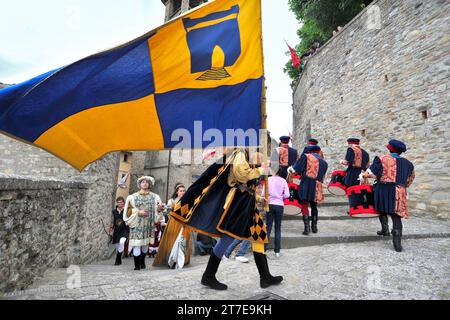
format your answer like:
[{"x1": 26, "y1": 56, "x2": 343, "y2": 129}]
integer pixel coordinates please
[{"x1": 3, "y1": 237, "x2": 449, "y2": 300}]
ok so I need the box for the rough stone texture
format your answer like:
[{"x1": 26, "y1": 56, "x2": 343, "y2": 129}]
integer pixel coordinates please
[
  {"x1": 144, "y1": 149, "x2": 211, "y2": 203},
  {"x1": 0, "y1": 136, "x2": 121, "y2": 292},
  {"x1": 2, "y1": 238, "x2": 448, "y2": 300},
  {"x1": 128, "y1": 151, "x2": 147, "y2": 195},
  {"x1": 0, "y1": 175, "x2": 89, "y2": 293},
  {"x1": 292, "y1": 0, "x2": 450, "y2": 219}
]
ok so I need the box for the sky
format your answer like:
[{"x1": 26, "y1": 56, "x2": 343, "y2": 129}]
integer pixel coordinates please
[{"x1": 0, "y1": 0, "x2": 299, "y2": 141}]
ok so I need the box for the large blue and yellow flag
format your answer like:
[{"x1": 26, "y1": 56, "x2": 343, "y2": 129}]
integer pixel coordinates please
[{"x1": 0, "y1": 0, "x2": 263, "y2": 170}]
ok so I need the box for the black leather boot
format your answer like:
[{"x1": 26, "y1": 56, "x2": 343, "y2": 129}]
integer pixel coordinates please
[
  {"x1": 392, "y1": 229, "x2": 403, "y2": 252},
  {"x1": 201, "y1": 253, "x2": 228, "y2": 290},
  {"x1": 140, "y1": 252, "x2": 146, "y2": 269},
  {"x1": 311, "y1": 215, "x2": 318, "y2": 234},
  {"x1": 302, "y1": 215, "x2": 310, "y2": 235},
  {"x1": 253, "y1": 252, "x2": 283, "y2": 289},
  {"x1": 114, "y1": 251, "x2": 122, "y2": 266},
  {"x1": 133, "y1": 254, "x2": 141, "y2": 271},
  {"x1": 377, "y1": 215, "x2": 390, "y2": 236}
]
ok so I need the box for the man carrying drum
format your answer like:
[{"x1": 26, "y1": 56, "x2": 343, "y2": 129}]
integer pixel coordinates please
[
  {"x1": 302, "y1": 138, "x2": 324, "y2": 159},
  {"x1": 339, "y1": 138, "x2": 370, "y2": 187},
  {"x1": 361, "y1": 139, "x2": 415, "y2": 252},
  {"x1": 275, "y1": 135, "x2": 299, "y2": 180},
  {"x1": 298, "y1": 138, "x2": 325, "y2": 219},
  {"x1": 289, "y1": 145, "x2": 328, "y2": 235}
]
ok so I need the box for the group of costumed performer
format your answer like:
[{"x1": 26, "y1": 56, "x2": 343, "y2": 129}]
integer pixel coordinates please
[{"x1": 169, "y1": 148, "x2": 283, "y2": 290}]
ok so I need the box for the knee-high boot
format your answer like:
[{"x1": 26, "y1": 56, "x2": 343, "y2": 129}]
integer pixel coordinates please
[
  {"x1": 392, "y1": 229, "x2": 402, "y2": 252},
  {"x1": 201, "y1": 253, "x2": 228, "y2": 290},
  {"x1": 133, "y1": 254, "x2": 141, "y2": 271},
  {"x1": 377, "y1": 215, "x2": 390, "y2": 236},
  {"x1": 114, "y1": 251, "x2": 122, "y2": 266},
  {"x1": 140, "y1": 252, "x2": 146, "y2": 269},
  {"x1": 302, "y1": 215, "x2": 310, "y2": 235},
  {"x1": 253, "y1": 252, "x2": 283, "y2": 288},
  {"x1": 311, "y1": 215, "x2": 318, "y2": 234}
]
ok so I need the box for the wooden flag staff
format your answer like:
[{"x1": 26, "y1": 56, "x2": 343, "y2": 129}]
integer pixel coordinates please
[
  {"x1": 260, "y1": 1, "x2": 269, "y2": 212},
  {"x1": 261, "y1": 78, "x2": 269, "y2": 212}
]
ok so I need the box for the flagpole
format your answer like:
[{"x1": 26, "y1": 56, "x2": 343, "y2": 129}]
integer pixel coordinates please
[
  {"x1": 259, "y1": 0, "x2": 269, "y2": 212},
  {"x1": 165, "y1": 149, "x2": 172, "y2": 203},
  {"x1": 261, "y1": 79, "x2": 269, "y2": 212}
]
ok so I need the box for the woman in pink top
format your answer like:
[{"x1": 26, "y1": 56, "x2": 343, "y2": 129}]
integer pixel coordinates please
[{"x1": 262, "y1": 169, "x2": 290, "y2": 257}]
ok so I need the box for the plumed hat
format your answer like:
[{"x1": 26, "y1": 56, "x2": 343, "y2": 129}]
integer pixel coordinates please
[{"x1": 137, "y1": 176, "x2": 155, "y2": 189}]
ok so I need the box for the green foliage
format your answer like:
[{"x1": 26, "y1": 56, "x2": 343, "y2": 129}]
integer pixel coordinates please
[
  {"x1": 285, "y1": 0, "x2": 372, "y2": 85},
  {"x1": 296, "y1": 19, "x2": 328, "y2": 54},
  {"x1": 284, "y1": 58, "x2": 301, "y2": 89}
]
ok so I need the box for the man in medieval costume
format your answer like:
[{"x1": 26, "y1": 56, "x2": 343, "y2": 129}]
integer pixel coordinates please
[
  {"x1": 124, "y1": 176, "x2": 164, "y2": 270},
  {"x1": 111, "y1": 196, "x2": 129, "y2": 266},
  {"x1": 299, "y1": 138, "x2": 324, "y2": 218},
  {"x1": 274, "y1": 135, "x2": 299, "y2": 180},
  {"x1": 289, "y1": 145, "x2": 328, "y2": 235},
  {"x1": 362, "y1": 139, "x2": 415, "y2": 252},
  {"x1": 339, "y1": 137, "x2": 370, "y2": 187},
  {"x1": 169, "y1": 148, "x2": 283, "y2": 290},
  {"x1": 302, "y1": 138, "x2": 324, "y2": 159}
]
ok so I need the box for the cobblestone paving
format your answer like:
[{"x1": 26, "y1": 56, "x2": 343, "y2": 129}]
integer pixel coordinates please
[{"x1": 3, "y1": 238, "x2": 449, "y2": 300}]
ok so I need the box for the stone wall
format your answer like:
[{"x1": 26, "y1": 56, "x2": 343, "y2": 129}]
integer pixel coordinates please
[
  {"x1": 144, "y1": 149, "x2": 209, "y2": 203},
  {"x1": 0, "y1": 136, "x2": 120, "y2": 292},
  {"x1": 292, "y1": 0, "x2": 450, "y2": 219},
  {"x1": 0, "y1": 176, "x2": 87, "y2": 292},
  {"x1": 128, "y1": 151, "x2": 147, "y2": 196}
]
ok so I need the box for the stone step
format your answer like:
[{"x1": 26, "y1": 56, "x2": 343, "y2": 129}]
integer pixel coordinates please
[
  {"x1": 271, "y1": 232, "x2": 450, "y2": 249},
  {"x1": 283, "y1": 204, "x2": 352, "y2": 220},
  {"x1": 267, "y1": 212, "x2": 450, "y2": 249}
]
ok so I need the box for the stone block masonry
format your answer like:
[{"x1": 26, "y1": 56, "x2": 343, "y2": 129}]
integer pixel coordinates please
[
  {"x1": 0, "y1": 135, "x2": 121, "y2": 292},
  {"x1": 293, "y1": 0, "x2": 450, "y2": 219}
]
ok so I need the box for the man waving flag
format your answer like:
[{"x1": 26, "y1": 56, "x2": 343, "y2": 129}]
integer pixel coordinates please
[{"x1": 0, "y1": 0, "x2": 264, "y2": 171}]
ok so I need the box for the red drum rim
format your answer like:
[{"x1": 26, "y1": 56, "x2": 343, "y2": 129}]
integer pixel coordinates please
[
  {"x1": 346, "y1": 184, "x2": 373, "y2": 195},
  {"x1": 349, "y1": 206, "x2": 379, "y2": 218},
  {"x1": 283, "y1": 199, "x2": 303, "y2": 208},
  {"x1": 331, "y1": 170, "x2": 347, "y2": 176},
  {"x1": 349, "y1": 212, "x2": 380, "y2": 218}
]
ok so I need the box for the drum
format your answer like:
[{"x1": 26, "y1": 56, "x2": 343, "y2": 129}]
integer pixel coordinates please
[
  {"x1": 346, "y1": 184, "x2": 379, "y2": 218},
  {"x1": 284, "y1": 182, "x2": 302, "y2": 215},
  {"x1": 327, "y1": 170, "x2": 347, "y2": 196},
  {"x1": 283, "y1": 175, "x2": 304, "y2": 215}
]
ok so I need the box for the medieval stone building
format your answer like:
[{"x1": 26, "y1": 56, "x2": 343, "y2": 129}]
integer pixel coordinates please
[{"x1": 292, "y1": 0, "x2": 449, "y2": 219}]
